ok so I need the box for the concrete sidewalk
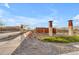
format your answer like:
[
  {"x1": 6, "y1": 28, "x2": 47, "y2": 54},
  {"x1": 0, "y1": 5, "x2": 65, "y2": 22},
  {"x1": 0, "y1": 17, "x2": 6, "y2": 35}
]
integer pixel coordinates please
[
  {"x1": 0, "y1": 32, "x2": 20, "y2": 39},
  {"x1": 0, "y1": 32, "x2": 30, "y2": 55},
  {"x1": 0, "y1": 31, "x2": 31, "y2": 55},
  {"x1": 0, "y1": 35, "x2": 23, "y2": 55}
]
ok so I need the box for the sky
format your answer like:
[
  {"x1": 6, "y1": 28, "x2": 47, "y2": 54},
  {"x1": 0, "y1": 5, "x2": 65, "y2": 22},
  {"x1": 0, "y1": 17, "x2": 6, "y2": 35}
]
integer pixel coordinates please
[{"x1": 0, "y1": 3, "x2": 79, "y2": 28}]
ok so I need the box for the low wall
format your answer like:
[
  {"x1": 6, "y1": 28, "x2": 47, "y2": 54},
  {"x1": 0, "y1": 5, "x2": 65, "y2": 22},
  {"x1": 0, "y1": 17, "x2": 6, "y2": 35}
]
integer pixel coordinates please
[{"x1": 35, "y1": 27, "x2": 56, "y2": 34}]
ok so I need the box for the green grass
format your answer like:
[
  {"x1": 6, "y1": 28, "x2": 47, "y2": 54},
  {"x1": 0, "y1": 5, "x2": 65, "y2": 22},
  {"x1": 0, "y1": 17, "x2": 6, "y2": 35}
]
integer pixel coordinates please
[{"x1": 41, "y1": 36, "x2": 79, "y2": 43}]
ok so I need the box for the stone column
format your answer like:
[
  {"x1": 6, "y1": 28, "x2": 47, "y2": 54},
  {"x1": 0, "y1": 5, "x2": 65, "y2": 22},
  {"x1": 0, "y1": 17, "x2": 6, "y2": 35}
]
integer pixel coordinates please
[
  {"x1": 48, "y1": 21, "x2": 53, "y2": 36},
  {"x1": 68, "y1": 20, "x2": 73, "y2": 36}
]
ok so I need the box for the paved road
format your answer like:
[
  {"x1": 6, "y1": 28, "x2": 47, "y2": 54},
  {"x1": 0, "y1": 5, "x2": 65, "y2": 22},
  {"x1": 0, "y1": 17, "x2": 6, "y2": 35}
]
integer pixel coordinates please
[
  {"x1": 0, "y1": 31, "x2": 31, "y2": 55},
  {"x1": 0, "y1": 31, "x2": 22, "y2": 55},
  {"x1": 0, "y1": 32, "x2": 20, "y2": 39}
]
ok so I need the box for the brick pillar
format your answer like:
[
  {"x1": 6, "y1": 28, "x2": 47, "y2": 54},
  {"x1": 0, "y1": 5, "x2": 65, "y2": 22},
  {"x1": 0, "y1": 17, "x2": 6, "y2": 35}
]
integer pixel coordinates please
[
  {"x1": 68, "y1": 20, "x2": 73, "y2": 36},
  {"x1": 48, "y1": 21, "x2": 53, "y2": 36}
]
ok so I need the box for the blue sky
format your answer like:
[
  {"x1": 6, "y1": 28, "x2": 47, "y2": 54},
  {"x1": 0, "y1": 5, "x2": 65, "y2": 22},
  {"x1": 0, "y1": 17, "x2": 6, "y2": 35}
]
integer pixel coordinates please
[{"x1": 0, "y1": 3, "x2": 79, "y2": 28}]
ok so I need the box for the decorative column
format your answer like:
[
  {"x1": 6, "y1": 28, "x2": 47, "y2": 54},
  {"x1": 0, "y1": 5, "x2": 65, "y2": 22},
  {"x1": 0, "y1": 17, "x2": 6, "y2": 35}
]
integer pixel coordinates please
[
  {"x1": 48, "y1": 21, "x2": 53, "y2": 36},
  {"x1": 68, "y1": 20, "x2": 73, "y2": 36}
]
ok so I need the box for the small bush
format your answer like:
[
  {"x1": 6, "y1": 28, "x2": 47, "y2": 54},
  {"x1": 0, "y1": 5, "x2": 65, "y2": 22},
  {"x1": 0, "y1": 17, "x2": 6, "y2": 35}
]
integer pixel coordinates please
[{"x1": 41, "y1": 36, "x2": 79, "y2": 43}]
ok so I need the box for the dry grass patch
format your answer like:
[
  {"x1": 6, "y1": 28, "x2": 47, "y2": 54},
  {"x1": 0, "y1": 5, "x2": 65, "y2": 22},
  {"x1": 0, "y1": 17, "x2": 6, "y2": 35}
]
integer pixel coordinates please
[{"x1": 40, "y1": 36, "x2": 79, "y2": 43}]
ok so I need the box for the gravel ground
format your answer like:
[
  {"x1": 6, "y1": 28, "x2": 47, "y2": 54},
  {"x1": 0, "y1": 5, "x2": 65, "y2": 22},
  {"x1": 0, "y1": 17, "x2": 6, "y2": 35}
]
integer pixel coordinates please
[{"x1": 12, "y1": 32, "x2": 79, "y2": 55}]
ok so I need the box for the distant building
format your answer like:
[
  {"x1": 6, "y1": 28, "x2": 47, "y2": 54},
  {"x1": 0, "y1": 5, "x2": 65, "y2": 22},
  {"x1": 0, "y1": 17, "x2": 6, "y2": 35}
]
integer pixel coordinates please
[{"x1": 35, "y1": 27, "x2": 56, "y2": 34}]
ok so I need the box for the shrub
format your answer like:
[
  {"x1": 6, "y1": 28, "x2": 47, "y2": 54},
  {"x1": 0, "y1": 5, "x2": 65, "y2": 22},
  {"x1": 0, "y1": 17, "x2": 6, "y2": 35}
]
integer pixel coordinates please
[{"x1": 41, "y1": 36, "x2": 79, "y2": 43}]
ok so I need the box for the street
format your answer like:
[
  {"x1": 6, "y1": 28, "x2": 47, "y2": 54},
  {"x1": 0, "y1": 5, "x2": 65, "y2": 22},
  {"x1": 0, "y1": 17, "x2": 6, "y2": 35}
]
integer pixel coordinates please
[
  {"x1": 0, "y1": 32, "x2": 20, "y2": 39},
  {"x1": 0, "y1": 31, "x2": 24, "y2": 55}
]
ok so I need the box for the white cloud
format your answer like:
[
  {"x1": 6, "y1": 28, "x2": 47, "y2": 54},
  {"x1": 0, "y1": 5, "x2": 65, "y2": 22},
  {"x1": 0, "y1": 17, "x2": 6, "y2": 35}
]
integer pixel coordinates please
[
  {"x1": 73, "y1": 15, "x2": 79, "y2": 20},
  {"x1": 72, "y1": 15, "x2": 79, "y2": 26},
  {"x1": 50, "y1": 9, "x2": 58, "y2": 16},
  {"x1": 7, "y1": 18, "x2": 15, "y2": 22},
  {"x1": 0, "y1": 15, "x2": 59, "y2": 28},
  {"x1": 14, "y1": 16, "x2": 60, "y2": 29},
  {"x1": 0, "y1": 9, "x2": 5, "y2": 17},
  {"x1": 0, "y1": 9, "x2": 10, "y2": 18},
  {"x1": 15, "y1": 16, "x2": 48, "y2": 27},
  {"x1": 4, "y1": 3, "x2": 10, "y2": 8},
  {"x1": 0, "y1": 8, "x2": 58, "y2": 28}
]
